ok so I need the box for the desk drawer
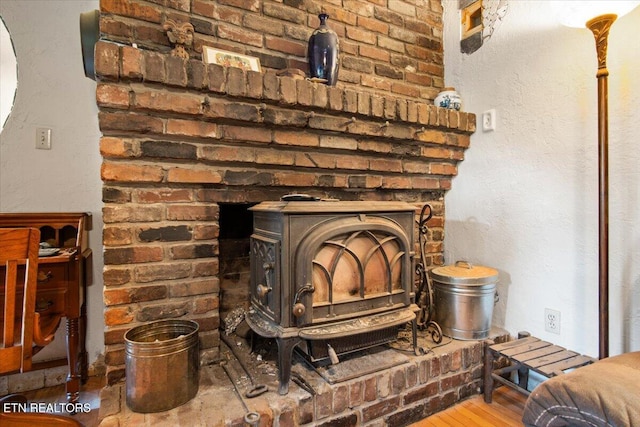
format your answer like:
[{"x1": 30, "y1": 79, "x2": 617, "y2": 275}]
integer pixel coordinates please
[
  {"x1": 36, "y1": 289, "x2": 66, "y2": 315},
  {"x1": 0, "y1": 289, "x2": 65, "y2": 324},
  {"x1": 0, "y1": 263, "x2": 69, "y2": 292},
  {"x1": 37, "y1": 263, "x2": 69, "y2": 290}
]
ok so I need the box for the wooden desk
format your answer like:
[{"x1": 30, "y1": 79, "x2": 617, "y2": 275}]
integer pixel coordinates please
[
  {"x1": 484, "y1": 335, "x2": 595, "y2": 403},
  {"x1": 0, "y1": 213, "x2": 91, "y2": 403}
]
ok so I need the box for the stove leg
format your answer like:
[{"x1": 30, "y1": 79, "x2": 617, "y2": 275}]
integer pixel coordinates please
[{"x1": 276, "y1": 337, "x2": 301, "y2": 395}]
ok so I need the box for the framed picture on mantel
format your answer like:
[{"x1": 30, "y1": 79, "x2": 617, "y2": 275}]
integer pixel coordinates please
[{"x1": 202, "y1": 46, "x2": 261, "y2": 72}]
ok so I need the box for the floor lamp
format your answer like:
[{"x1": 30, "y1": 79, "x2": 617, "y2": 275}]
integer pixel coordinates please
[{"x1": 555, "y1": 1, "x2": 639, "y2": 360}]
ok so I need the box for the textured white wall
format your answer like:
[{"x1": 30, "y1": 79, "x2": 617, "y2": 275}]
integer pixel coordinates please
[
  {"x1": 443, "y1": 0, "x2": 640, "y2": 356},
  {"x1": 0, "y1": 1, "x2": 103, "y2": 365}
]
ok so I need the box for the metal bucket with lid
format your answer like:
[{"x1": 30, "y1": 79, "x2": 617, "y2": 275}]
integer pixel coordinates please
[{"x1": 430, "y1": 261, "x2": 498, "y2": 340}]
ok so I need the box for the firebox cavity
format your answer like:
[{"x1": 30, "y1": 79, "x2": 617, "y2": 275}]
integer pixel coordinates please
[{"x1": 219, "y1": 203, "x2": 254, "y2": 320}]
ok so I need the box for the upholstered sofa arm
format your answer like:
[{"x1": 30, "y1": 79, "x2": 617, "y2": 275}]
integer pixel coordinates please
[{"x1": 522, "y1": 351, "x2": 640, "y2": 427}]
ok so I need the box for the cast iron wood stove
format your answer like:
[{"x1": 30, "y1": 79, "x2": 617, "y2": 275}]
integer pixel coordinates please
[{"x1": 246, "y1": 199, "x2": 419, "y2": 394}]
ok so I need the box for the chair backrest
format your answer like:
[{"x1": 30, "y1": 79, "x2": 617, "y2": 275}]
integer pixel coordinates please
[{"x1": 0, "y1": 227, "x2": 40, "y2": 375}]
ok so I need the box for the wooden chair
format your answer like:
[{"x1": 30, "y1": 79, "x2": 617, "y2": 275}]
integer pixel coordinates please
[
  {"x1": 1, "y1": 228, "x2": 83, "y2": 426},
  {"x1": 1, "y1": 227, "x2": 40, "y2": 375}
]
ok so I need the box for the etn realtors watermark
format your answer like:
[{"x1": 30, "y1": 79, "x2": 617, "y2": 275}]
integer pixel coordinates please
[{"x1": 3, "y1": 402, "x2": 91, "y2": 414}]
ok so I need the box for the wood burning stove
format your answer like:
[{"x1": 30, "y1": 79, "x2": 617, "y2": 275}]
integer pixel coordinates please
[{"x1": 246, "y1": 199, "x2": 419, "y2": 394}]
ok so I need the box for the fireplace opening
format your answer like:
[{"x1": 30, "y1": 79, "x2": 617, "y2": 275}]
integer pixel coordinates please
[{"x1": 219, "y1": 203, "x2": 254, "y2": 321}]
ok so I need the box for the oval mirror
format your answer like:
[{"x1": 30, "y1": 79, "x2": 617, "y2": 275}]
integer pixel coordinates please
[{"x1": 0, "y1": 16, "x2": 17, "y2": 132}]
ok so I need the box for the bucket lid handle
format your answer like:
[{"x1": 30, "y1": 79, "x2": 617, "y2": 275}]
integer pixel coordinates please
[{"x1": 455, "y1": 260, "x2": 473, "y2": 269}]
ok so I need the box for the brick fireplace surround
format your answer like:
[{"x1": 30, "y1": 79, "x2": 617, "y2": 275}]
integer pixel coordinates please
[{"x1": 95, "y1": 0, "x2": 479, "y2": 424}]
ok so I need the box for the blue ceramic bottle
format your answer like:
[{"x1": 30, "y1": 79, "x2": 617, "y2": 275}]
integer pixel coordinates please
[{"x1": 307, "y1": 13, "x2": 339, "y2": 86}]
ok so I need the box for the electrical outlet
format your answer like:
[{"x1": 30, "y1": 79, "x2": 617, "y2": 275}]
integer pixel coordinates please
[
  {"x1": 36, "y1": 127, "x2": 52, "y2": 150},
  {"x1": 482, "y1": 109, "x2": 496, "y2": 132},
  {"x1": 545, "y1": 308, "x2": 561, "y2": 334}
]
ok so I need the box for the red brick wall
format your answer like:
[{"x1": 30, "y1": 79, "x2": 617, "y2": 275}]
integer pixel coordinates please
[
  {"x1": 100, "y1": 0, "x2": 445, "y2": 100},
  {"x1": 96, "y1": 0, "x2": 475, "y2": 384}
]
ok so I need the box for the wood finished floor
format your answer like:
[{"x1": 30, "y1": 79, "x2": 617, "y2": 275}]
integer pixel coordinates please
[
  {"x1": 16, "y1": 377, "x2": 526, "y2": 426},
  {"x1": 411, "y1": 386, "x2": 527, "y2": 427},
  {"x1": 19, "y1": 375, "x2": 105, "y2": 427}
]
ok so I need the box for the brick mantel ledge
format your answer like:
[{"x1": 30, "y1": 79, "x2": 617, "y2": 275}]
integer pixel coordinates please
[{"x1": 94, "y1": 41, "x2": 476, "y2": 137}]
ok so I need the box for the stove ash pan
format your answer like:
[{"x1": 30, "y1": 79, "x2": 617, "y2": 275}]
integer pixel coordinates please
[{"x1": 247, "y1": 200, "x2": 419, "y2": 394}]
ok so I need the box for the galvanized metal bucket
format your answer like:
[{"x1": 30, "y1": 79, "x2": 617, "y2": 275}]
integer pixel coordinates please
[
  {"x1": 430, "y1": 261, "x2": 498, "y2": 340},
  {"x1": 125, "y1": 319, "x2": 200, "y2": 413}
]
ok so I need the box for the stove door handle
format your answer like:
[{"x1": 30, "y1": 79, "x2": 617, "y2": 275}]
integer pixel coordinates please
[
  {"x1": 292, "y1": 283, "x2": 315, "y2": 318},
  {"x1": 257, "y1": 283, "x2": 271, "y2": 297},
  {"x1": 257, "y1": 262, "x2": 274, "y2": 298},
  {"x1": 294, "y1": 283, "x2": 315, "y2": 303},
  {"x1": 263, "y1": 262, "x2": 273, "y2": 287}
]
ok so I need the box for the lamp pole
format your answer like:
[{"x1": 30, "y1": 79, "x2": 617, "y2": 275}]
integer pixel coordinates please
[
  {"x1": 555, "y1": 1, "x2": 639, "y2": 360},
  {"x1": 586, "y1": 13, "x2": 616, "y2": 360}
]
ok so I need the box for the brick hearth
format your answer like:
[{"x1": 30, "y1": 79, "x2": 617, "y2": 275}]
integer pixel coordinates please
[
  {"x1": 95, "y1": 0, "x2": 476, "y2": 388},
  {"x1": 98, "y1": 331, "x2": 509, "y2": 426}
]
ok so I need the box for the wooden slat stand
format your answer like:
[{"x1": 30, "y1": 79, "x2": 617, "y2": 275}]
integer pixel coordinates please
[{"x1": 483, "y1": 333, "x2": 596, "y2": 403}]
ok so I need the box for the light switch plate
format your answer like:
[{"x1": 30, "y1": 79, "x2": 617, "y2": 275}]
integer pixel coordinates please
[
  {"x1": 36, "y1": 127, "x2": 52, "y2": 150},
  {"x1": 482, "y1": 109, "x2": 496, "y2": 132}
]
